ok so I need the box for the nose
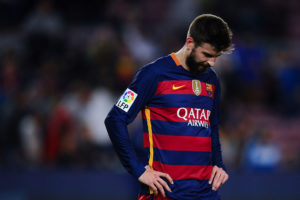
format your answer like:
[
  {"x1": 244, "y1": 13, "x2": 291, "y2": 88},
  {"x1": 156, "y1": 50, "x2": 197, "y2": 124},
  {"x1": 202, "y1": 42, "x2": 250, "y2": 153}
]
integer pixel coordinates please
[{"x1": 207, "y1": 57, "x2": 216, "y2": 67}]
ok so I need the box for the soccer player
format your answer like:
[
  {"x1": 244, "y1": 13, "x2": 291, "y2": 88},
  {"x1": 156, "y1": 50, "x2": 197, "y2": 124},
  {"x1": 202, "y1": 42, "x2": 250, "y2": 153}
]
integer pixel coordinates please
[{"x1": 105, "y1": 14, "x2": 233, "y2": 200}]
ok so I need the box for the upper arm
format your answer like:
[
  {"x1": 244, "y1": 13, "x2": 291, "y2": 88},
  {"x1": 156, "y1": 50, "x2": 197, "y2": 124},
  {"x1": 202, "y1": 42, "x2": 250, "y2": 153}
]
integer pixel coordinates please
[
  {"x1": 210, "y1": 75, "x2": 221, "y2": 127},
  {"x1": 107, "y1": 64, "x2": 159, "y2": 124}
]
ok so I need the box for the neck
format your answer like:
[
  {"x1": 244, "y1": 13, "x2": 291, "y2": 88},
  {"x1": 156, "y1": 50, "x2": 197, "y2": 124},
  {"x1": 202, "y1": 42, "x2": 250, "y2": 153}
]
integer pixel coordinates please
[{"x1": 175, "y1": 47, "x2": 189, "y2": 71}]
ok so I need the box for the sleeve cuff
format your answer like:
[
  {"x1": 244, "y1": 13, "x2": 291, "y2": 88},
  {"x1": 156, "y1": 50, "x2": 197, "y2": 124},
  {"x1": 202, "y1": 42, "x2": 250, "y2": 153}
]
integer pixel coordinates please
[{"x1": 132, "y1": 163, "x2": 147, "y2": 179}]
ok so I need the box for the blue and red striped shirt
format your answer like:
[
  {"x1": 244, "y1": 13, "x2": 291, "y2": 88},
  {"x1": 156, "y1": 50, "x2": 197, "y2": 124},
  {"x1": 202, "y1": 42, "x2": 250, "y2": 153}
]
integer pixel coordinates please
[{"x1": 105, "y1": 53, "x2": 225, "y2": 200}]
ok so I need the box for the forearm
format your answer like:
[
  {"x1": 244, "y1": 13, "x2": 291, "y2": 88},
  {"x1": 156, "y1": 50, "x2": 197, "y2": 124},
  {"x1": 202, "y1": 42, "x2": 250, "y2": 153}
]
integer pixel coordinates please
[
  {"x1": 105, "y1": 115, "x2": 145, "y2": 178},
  {"x1": 211, "y1": 124, "x2": 226, "y2": 171}
]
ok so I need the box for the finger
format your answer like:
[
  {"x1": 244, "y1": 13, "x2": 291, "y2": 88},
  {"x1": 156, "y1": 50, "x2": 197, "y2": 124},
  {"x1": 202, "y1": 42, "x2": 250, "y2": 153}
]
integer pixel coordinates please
[
  {"x1": 150, "y1": 183, "x2": 158, "y2": 196},
  {"x1": 221, "y1": 173, "x2": 229, "y2": 185},
  {"x1": 212, "y1": 171, "x2": 222, "y2": 190},
  {"x1": 154, "y1": 181, "x2": 166, "y2": 197},
  {"x1": 217, "y1": 175, "x2": 226, "y2": 189},
  {"x1": 157, "y1": 177, "x2": 172, "y2": 192},
  {"x1": 216, "y1": 173, "x2": 228, "y2": 190},
  {"x1": 209, "y1": 166, "x2": 217, "y2": 184},
  {"x1": 158, "y1": 172, "x2": 174, "y2": 184}
]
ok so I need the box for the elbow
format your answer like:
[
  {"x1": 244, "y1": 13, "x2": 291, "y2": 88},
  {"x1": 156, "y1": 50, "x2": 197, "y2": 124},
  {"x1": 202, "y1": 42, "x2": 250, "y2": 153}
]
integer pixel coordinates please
[
  {"x1": 104, "y1": 108, "x2": 128, "y2": 132},
  {"x1": 104, "y1": 113, "x2": 125, "y2": 130},
  {"x1": 104, "y1": 115, "x2": 112, "y2": 129},
  {"x1": 104, "y1": 108, "x2": 116, "y2": 127},
  {"x1": 104, "y1": 115, "x2": 115, "y2": 139},
  {"x1": 104, "y1": 115, "x2": 109, "y2": 126}
]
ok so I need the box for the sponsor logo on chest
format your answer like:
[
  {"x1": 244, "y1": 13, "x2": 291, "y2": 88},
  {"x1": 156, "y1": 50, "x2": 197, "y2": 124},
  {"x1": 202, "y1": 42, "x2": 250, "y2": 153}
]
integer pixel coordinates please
[{"x1": 177, "y1": 107, "x2": 211, "y2": 128}]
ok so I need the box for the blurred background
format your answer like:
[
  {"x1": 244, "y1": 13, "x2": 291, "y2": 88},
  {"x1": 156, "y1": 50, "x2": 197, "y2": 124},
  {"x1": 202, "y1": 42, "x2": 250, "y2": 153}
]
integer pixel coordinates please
[{"x1": 0, "y1": 0, "x2": 300, "y2": 199}]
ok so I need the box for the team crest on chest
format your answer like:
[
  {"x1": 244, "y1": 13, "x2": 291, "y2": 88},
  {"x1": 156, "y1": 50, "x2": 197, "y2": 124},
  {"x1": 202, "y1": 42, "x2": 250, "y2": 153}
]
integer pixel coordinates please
[
  {"x1": 206, "y1": 83, "x2": 214, "y2": 98},
  {"x1": 192, "y1": 80, "x2": 201, "y2": 96}
]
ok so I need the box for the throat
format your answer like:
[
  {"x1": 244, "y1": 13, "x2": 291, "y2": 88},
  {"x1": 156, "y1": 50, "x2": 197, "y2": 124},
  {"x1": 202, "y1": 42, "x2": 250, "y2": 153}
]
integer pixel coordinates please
[{"x1": 174, "y1": 51, "x2": 189, "y2": 71}]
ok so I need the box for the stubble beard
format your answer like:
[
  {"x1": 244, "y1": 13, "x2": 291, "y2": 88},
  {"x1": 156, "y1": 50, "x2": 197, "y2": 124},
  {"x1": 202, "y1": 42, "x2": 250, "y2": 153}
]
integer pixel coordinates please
[{"x1": 185, "y1": 48, "x2": 210, "y2": 74}]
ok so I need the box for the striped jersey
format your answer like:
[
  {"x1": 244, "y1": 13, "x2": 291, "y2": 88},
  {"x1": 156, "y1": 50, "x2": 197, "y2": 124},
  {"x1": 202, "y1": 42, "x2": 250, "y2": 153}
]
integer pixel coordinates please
[{"x1": 105, "y1": 53, "x2": 225, "y2": 200}]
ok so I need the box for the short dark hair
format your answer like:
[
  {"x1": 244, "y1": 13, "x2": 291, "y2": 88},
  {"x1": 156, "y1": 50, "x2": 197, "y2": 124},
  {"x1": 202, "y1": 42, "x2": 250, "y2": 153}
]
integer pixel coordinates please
[{"x1": 187, "y1": 14, "x2": 233, "y2": 53}]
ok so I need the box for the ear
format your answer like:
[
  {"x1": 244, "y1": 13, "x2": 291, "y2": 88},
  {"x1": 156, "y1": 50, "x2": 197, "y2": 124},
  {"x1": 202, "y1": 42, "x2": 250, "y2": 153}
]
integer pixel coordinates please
[{"x1": 185, "y1": 37, "x2": 195, "y2": 51}]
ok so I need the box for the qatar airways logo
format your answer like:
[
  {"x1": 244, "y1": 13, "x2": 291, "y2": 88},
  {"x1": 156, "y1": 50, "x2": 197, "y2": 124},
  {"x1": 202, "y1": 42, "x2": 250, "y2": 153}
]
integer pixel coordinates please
[{"x1": 177, "y1": 107, "x2": 211, "y2": 128}]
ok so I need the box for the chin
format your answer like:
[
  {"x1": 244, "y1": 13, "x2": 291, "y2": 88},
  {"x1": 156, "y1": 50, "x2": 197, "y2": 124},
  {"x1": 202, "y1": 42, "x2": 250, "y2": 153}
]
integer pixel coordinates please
[{"x1": 197, "y1": 67, "x2": 208, "y2": 73}]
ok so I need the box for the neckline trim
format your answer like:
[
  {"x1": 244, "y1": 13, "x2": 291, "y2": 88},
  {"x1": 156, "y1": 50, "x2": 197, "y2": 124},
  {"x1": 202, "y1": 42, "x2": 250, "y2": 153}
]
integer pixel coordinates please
[{"x1": 170, "y1": 52, "x2": 181, "y2": 66}]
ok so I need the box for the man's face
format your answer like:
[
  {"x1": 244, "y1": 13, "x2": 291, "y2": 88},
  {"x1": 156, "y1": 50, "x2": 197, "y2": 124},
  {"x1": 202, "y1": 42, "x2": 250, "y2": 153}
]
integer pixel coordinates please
[{"x1": 186, "y1": 43, "x2": 221, "y2": 74}]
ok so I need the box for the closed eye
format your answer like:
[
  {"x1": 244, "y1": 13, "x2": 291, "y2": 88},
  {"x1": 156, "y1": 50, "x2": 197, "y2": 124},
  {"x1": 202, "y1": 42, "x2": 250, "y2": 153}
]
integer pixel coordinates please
[
  {"x1": 203, "y1": 52, "x2": 221, "y2": 58},
  {"x1": 203, "y1": 52, "x2": 214, "y2": 58}
]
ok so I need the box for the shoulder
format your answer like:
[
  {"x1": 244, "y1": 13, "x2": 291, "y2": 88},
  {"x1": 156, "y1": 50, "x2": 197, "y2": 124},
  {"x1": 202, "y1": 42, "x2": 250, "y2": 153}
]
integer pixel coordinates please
[
  {"x1": 206, "y1": 67, "x2": 220, "y2": 83},
  {"x1": 138, "y1": 55, "x2": 172, "y2": 75},
  {"x1": 131, "y1": 55, "x2": 170, "y2": 85}
]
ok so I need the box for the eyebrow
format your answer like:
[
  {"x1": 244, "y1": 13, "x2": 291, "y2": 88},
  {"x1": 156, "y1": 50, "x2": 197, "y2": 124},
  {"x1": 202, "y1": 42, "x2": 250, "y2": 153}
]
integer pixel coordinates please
[{"x1": 202, "y1": 51, "x2": 222, "y2": 58}]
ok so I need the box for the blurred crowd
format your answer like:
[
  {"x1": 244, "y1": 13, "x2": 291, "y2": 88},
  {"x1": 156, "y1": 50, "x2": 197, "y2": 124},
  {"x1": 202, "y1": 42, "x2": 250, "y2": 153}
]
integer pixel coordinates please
[{"x1": 0, "y1": 0, "x2": 299, "y2": 172}]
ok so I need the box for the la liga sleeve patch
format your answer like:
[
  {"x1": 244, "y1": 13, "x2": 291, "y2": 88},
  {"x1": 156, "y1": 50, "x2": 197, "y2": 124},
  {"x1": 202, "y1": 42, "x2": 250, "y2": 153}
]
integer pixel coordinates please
[{"x1": 116, "y1": 88, "x2": 138, "y2": 112}]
